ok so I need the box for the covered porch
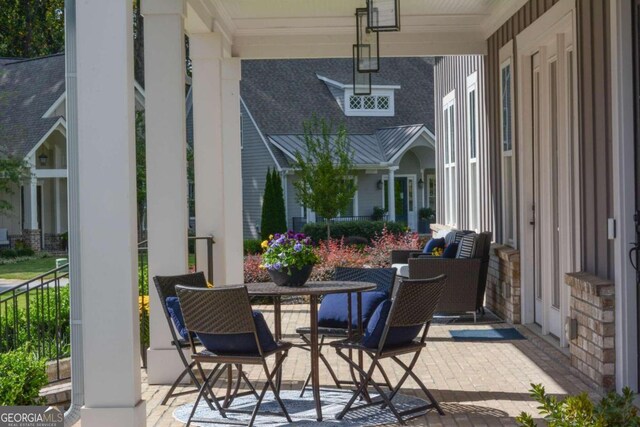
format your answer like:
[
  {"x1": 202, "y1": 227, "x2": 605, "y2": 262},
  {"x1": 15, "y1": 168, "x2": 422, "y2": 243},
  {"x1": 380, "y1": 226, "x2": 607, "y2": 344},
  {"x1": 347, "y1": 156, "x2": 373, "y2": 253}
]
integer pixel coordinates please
[
  {"x1": 141, "y1": 304, "x2": 599, "y2": 426},
  {"x1": 65, "y1": 0, "x2": 636, "y2": 426}
]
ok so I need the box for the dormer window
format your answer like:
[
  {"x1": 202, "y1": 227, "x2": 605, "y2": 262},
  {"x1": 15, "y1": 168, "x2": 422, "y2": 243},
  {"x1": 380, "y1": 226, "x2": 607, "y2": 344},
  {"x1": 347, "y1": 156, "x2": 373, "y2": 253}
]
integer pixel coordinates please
[{"x1": 345, "y1": 88, "x2": 395, "y2": 117}]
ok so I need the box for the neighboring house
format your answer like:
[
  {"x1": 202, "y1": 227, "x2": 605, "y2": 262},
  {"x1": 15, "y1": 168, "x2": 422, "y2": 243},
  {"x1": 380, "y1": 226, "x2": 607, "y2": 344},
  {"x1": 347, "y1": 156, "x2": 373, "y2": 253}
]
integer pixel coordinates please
[
  {"x1": 240, "y1": 58, "x2": 435, "y2": 240},
  {"x1": 431, "y1": 0, "x2": 633, "y2": 394},
  {"x1": 0, "y1": 54, "x2": 144, "y2": 251}
]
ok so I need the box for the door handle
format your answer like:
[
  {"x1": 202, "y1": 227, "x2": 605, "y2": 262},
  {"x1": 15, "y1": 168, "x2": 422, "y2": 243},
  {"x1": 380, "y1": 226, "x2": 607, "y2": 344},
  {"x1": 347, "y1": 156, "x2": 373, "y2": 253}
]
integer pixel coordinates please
[{"x1": 529, "y1": 220, "x2": 535, "y2": 225}]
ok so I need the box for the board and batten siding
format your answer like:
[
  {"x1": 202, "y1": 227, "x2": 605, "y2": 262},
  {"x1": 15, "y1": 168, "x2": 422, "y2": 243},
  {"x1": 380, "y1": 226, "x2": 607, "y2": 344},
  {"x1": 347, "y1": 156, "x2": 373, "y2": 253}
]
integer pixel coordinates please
[
  {"x1": 434, "y1": 56, "x2": 492, "y2": 234},
  {"x1": 240, "y1": 102, "x2": 279, "y2": 240},
  {"x1": 486, "y1": 0, "x2": 613, "y2": 278}
]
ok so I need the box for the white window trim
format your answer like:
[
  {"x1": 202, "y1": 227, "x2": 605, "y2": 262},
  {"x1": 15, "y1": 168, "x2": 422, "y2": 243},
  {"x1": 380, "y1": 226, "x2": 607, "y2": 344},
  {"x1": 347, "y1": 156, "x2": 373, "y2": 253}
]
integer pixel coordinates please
[
  {"x1": 466, "y1": 72, "x2": 480, "y2": 232},
  {"x1": 500, "y1": 42, "x2": 517, "y2": 248},
  {"x1": 442, "y1": 90, "x2": 457, "y2": 228},
  {"x1": 344, "y1": 88, "x2": 395, "y2": 117}
]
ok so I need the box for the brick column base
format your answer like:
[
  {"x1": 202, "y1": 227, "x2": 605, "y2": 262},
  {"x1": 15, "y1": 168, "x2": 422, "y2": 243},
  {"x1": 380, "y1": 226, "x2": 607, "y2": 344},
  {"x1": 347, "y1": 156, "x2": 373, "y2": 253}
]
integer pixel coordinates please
[
  {"x1": 486, "y1": 244, "x2": 521, "y2": 323},
  {"x1": 565, "y1": 272, "x2": 615, "y2": 391},
  {"x1": 22, "y1": 229, "x2": 41, "y2": 252}
]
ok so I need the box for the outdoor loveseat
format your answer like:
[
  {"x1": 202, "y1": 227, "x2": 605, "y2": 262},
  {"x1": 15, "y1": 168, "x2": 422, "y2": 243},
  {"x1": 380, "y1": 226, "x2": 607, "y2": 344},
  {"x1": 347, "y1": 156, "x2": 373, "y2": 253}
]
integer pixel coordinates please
[{"x1": 391, "y1": 231, "x2": 492, "y2": 319}]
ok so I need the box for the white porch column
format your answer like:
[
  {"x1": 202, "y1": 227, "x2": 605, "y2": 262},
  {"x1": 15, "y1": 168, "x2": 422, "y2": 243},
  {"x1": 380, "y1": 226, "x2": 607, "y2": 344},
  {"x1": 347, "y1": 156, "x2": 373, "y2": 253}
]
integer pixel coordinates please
[
  {"x1": 54, "y1": 145, "x2": 62, "y2": 233},
  {"x1": 387, "y1": 167, "x2": 398, "y2": 222},
  {"x1": 75, "y1": 0, "x2": 145, "y2": 425},
  {"x1": 28, "y1": 173, "x2": 38, "y2": 229},
  {"x1": 191, "y1": 33, "x2": 244, "y2": 286},
  {"x1": 141, "y1": 0, "x2": 190, "y2": 385}
]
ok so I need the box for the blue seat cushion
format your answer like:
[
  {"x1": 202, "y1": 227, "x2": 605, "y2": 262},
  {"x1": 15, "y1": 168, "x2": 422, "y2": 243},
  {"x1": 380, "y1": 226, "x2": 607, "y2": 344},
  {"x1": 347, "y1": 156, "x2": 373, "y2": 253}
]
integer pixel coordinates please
[
  {"x1": 165, "y1": 297, "x2": 189, "y2": 340},
  {"x1": 318, "y1": 291, "x2": 388, "y2": 329},
  {"x1": 362, "y1": 300, "x2": 423, "y2": 349},
  {"x1": 442, "y1": 242, "x2": 459, "y2": 258},
  {"x1": 423, "y1": 238, "x2": 445, "y2": 254},
  {"x1": 196, "y1": 311, "x2": 277, "y2": 355}
]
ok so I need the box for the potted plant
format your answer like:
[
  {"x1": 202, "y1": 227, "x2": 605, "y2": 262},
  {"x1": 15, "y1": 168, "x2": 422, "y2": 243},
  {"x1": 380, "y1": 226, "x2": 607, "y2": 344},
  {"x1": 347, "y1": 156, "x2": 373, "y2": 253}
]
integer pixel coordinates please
[
  {"x1": 261, "y1": 231, "x2": 319, "y2": 286},
  {"x1": 418, "y1": 207, "x2": 436, "y2": 233}
]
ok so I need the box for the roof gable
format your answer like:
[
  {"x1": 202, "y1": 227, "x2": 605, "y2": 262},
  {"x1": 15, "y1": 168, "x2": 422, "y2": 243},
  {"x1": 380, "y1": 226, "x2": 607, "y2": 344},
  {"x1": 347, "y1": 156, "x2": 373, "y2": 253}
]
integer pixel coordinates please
[
  {"x1": 0, "y1": 54, "x2": 66, "y2": 158},
  {"x1": 240, "y1": 57, "x2": 434, "y2": 136}
]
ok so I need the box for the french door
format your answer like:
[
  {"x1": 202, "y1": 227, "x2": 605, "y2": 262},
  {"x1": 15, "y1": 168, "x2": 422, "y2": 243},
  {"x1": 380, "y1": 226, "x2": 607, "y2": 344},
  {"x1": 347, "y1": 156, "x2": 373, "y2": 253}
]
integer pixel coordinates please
[{"x1": 520, "y1": 10, "x2": 576, "y2": 343}]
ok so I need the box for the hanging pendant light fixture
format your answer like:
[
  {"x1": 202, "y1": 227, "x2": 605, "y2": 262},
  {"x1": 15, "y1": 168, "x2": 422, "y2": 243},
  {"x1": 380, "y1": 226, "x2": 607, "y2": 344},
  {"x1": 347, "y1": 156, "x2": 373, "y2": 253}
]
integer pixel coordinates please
[
  {"x1": 352, "y1": 44, "x2": 371, "y2": 95},
  {"x1": 367, "y1": 0, "x2": 400, "y2": 32},
  {"x1": 355, "y1": 7, "x2": 379, "y2": 73}
]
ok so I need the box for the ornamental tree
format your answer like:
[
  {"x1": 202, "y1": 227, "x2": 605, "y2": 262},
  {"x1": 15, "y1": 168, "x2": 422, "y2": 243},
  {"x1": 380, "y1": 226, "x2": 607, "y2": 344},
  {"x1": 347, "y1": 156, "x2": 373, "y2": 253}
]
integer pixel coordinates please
[
  {"x1": 292, "y1": 116, "x2": 356, "y2": 243},
  {"x1": 260, "y1": 168, "x2": 287, "y2": 240},
  {"x1": 0, "y1": 150, "x2": 30, "y2": 216}
]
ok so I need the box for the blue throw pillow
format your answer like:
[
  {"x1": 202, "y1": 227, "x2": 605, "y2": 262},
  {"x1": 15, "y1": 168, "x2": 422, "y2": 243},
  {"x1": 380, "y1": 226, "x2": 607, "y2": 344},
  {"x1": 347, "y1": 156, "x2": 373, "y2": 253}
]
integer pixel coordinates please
[
  {"x1": 165, "y1": 297, "x2": 189, "y2": 340},
  {"x1": 362, "y1": 300, "x2": 423, "y2": 349},
  {"x1": 423, "y1": 238, "x2": 445, "y2": 254},
  {"x1": 442, "y1": 242, "x2": 459, "y2": 258},
  {"x1": 318, "y1": 291, "x2": 387, "y2": 329},
  {"x1": 196, "y1": 311, "x2": 277, "y2": 355}
]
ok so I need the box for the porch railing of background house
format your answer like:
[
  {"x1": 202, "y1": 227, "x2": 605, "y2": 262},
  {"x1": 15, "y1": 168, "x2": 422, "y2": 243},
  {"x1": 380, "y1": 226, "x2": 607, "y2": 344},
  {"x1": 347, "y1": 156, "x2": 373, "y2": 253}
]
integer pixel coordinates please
[
  {"x1": 291, "y1": 215, "x2": 391, "y2": 233},
  {"x1": 137, "y1": 235, "x2": 214, "y2": 367},
  {"x1": 0, "y1": 263, "x2": 70, "y2": 382}
]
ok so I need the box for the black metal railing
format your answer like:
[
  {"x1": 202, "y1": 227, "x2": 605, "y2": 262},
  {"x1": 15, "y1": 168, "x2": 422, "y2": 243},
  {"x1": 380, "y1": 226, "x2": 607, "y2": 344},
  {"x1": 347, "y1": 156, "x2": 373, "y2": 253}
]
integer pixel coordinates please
[
  {"x1": 137, "y1": 235, "x2": 215, "y2": 367},
  {"x1": 0, "y1": 264, "x2": 70, "y2": 382},
  {"x1": 292, "y1": 215, "x2": 391, "y2": 232}
]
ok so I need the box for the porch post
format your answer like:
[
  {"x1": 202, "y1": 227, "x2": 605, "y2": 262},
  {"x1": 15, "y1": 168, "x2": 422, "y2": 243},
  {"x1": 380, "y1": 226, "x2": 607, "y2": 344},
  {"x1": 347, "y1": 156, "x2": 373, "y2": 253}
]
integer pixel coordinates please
[
  {"x1": 141, "y1": 0, "x2": 190, "y2": 385},
  {"x1": 29, "y1": 172, "x2": 38, "y2": 229},
  {"x1": 191, "y1": 33, "x2": 244, "y2": 286},
  {"x1": 75, "y1": 0, "x2": 145, "y2": 424},
  {"x1": 387, "y1": 167, "x2": 397, "y2": 222}
]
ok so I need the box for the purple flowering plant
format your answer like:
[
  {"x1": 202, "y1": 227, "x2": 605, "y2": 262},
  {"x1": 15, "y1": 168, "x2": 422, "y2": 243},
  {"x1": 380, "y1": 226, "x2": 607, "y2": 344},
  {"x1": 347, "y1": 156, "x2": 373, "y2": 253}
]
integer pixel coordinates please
[{"x1": 260, "y1": 231, "x2": 319, "y2": 272}]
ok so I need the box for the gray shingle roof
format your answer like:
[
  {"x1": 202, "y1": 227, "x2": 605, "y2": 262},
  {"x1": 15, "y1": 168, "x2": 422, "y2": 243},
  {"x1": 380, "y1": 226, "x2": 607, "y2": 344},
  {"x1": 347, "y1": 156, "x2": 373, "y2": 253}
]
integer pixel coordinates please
[
  {"x1": 241, "y1": 57, "x2": 434, "y2": 136},
  {"x1": 267, "y1": 123, "x2": 427, "y2": 167},
  {"x1": 0, "y1": 54, "x2": 66, "y2": 158}
]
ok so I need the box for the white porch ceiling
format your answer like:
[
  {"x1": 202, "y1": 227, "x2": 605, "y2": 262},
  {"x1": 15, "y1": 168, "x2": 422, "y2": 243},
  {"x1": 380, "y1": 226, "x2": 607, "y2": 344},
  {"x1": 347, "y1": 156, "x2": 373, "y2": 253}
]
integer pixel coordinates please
[{"x1": 186, "y1": 0, "x2": 527, "y2": 58}]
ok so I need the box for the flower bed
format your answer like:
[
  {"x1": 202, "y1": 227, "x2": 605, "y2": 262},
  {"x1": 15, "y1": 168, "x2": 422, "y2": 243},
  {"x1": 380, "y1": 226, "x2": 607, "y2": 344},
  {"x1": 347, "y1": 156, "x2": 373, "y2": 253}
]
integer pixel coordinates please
[{"x1": 244, "y1": 227, "x2": 421, "y2": 283}]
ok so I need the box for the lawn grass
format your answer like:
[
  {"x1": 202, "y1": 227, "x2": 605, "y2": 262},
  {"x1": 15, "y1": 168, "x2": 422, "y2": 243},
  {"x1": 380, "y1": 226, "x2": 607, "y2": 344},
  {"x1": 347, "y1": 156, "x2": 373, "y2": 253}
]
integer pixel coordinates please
[{"x1": 0, "y1": 257, "x2": 58, "y2": 280}]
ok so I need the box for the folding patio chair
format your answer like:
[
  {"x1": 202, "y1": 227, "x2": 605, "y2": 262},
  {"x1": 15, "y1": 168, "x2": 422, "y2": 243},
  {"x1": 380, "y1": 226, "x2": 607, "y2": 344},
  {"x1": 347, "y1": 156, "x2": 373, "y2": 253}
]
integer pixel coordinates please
[
  {"x1": 331, "y1": 275, "x2": 447, "y2": 425},
  {"x1": 296, "y1": 267, "x2": 397, "y2": 396},
  {"x1": 153, "y1": 272, "x2": 255, "y2": 407},
  {"x1": 176, "y1": 285, "x2": 292, "y2": 427}
]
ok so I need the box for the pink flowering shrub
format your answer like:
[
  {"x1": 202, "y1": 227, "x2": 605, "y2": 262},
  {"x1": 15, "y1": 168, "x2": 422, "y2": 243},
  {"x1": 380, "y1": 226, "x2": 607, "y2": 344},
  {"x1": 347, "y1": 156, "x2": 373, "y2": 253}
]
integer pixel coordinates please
[
  {"x1": 365, "y1": 227, "x2": 421, "y2": 267},
  {"x1": 310, "y1": 238, "x2": 370, "y2": 281},
  {"x1": 243, "y1": 226, "x2": 421, "y2": 282},
  {"x1": 243, "y1": 254, "x2": 270, "y2": 283}
]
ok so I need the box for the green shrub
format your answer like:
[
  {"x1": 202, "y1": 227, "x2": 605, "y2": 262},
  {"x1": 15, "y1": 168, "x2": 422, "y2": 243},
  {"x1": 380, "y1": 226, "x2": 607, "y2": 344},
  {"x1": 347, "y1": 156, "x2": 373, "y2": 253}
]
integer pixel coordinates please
[
  {"x1": 261, "y1": 168, "x2": 287, "y2": 240},
  {"x1": 0, "y1": 346, "x2": 48, "y2": 405},
  {"x1": 0, "y1": 287, "x2": 71, "y2": 360},
  {"x1": 302, "y1": 220, "x2": 406, "y2": 244},
  {"x1": 15, "y1": 247, "x2": 35, "y2": 257},
  {"x1": 244, "y1": 239, "x2": 263, "y2": 255},
  {"x1": 0, "y1": 249, "x2": 17, "y2": 258},
  {"x1": 517, "y1": 383, "x2": 640, "y2": 427},
  {"x1": 371, "y1": 206, "x2": 386, "y2": 221}
]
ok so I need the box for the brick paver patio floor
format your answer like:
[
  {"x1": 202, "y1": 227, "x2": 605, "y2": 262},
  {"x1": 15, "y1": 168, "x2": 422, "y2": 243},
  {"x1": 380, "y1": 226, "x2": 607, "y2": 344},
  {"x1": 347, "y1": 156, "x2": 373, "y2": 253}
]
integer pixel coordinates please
[{"x1": 143, "y1": 304, "x2": 601, "y2": 426}]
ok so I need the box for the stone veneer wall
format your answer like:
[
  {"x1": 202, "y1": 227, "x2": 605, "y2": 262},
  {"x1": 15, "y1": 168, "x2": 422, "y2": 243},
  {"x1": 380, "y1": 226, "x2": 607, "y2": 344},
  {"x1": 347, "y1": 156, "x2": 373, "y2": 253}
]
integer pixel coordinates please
[
  {"x1": 565, "y1": 272, "x2": 615, "y2": 391},
  {"x1": 22, "y1": 229, "x2": 41, "y2": 252},
  {"x1": 486, "y1": 244, "x2": 521, "y2": 324},
  {"x1": 44, "y1": 233, "x2": 65, "y2": 251}
]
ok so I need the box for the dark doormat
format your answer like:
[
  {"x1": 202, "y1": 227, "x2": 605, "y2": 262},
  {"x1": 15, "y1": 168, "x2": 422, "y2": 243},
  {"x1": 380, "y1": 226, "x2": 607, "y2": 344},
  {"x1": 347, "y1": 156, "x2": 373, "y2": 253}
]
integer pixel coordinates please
[{"x1": 449, "y1": 328, "x2": 526, "y2": 341}]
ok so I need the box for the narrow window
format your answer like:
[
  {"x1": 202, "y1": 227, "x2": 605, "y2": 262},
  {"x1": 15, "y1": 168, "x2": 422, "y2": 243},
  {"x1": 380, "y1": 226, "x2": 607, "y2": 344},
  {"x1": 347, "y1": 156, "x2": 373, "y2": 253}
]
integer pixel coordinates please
[
  {"x1": 467, "y1": 72, "x2": 479, "y2": 232},
  {"x1": 501, "y1": 60, "x2": 516, "y2": 246},
  {"x1": 443, "y1": 91, "x2": 457, "y2": 227}
]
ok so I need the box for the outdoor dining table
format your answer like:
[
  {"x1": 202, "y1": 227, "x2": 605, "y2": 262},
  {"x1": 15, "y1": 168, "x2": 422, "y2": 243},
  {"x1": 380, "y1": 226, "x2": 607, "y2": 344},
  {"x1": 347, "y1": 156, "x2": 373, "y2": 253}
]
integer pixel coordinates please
[{"x1": 245, "y1": 280, "x2": 376, "y2": 422}]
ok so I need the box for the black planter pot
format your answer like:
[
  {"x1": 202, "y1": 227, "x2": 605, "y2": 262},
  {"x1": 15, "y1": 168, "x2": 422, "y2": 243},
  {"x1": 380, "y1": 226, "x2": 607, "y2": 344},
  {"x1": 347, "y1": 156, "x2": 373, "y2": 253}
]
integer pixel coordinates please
[{"x1": 268, "y1": 264, "x2": 314, "y2": 287}]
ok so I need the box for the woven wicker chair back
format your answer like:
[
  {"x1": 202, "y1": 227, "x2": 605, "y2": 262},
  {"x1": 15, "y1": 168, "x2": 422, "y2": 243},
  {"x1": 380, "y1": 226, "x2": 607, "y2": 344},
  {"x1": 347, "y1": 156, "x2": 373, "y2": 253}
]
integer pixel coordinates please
[
  {"x1": 153, "y1": 272, "x2": 208, "y2": 301},
  {"x1": 334, "y1": 267, "x2": 397, "y2": 295},
  {"x1": 176, "y1": 286, "x2": 256, "y2": 335},
  {"x1": 387, "y1": 275, "x2": 447, "y2": 328}
]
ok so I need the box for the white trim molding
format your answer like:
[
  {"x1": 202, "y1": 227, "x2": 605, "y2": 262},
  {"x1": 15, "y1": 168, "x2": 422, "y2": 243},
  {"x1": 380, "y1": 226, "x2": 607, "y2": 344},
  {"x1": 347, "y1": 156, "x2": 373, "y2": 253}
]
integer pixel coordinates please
[{"x1": 610, "y1": 0, "x2": 638, "y2": 393}]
